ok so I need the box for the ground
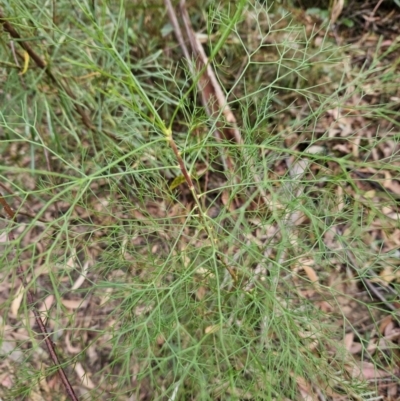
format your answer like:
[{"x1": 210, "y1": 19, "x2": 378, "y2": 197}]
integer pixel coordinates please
[{"x1": 0, "y1": 1, "x2": 400, "y2": 400}]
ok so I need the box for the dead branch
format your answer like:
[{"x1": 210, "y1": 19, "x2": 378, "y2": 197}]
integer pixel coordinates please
[{"x1": 164, "y1": 0, "x2": 270, "y2": 207}]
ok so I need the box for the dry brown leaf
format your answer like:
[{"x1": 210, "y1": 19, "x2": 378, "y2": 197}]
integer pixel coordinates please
[
  {"x1": 349, "y1": 342, "x2": 363, "y2": 354},
  {"x1": 61, "y1": 299, "x2": 88, "y2": 309},
  {"x1": 351, "y1": 361, "x2": 391, "y2": 380},
  {"x1": 317, "y1": 300, "x2": 334, "y2": 313},
  {"x1": 335, "y1": 185, "x2": 345, "y2": 212},
  {"x1": 28, "y1": 390, "x2": 46, "y2": 401},
  {"x1": 343, "y1": 332, "x2": 354, "y2": 351},
  {"x1": 221, "y1": 190, "x2": 229, "y2": 206},
  {"x1": 332, "y1": 143, "x2": 351, "y2": 153},
  {"x1": 0, "y1": 372, "x2": 13, "y2": 389},
  {"x1": 388, "y1": 382, "x2": 398, "y2": 398},
  {"x1": 293, "y1": 258, "x2": 320, "y2": 285},
  {"x1": 71, "y1": 260, "x2": 90, "y2": 290},
  {"x1": 39, "y1": 295, "x2": 55, "y2": 314},
  {"x1": 65, "y1": 332, "x2": 82, "y2": 354},
  {"x1": 379, "y1": 264, "x2": 396, "y2": 284},
  {"x1": 352, "y1": 132, "x2": 361, "y2": 158},
  {"x1": 0, "y1": 339, "x2": 23, "y2": 362},
  {"x1": 302, "y1": 265, "x2": 319, "y2": 284},
  {"x1": 99, "y1": 287, "x2": 113, "y2": 306},
  {"x1": 10, "y1": 284, "x2": 24, "y2": 318},
  {"x1": 379, "y1": 315, "x2": 393, "y2": 334},
  {"x1": 75, "y1": 362, "x2": 95, "y2": 389},
  {"x1": 196, "y1": 286, "x2": 206, "y2": 301},
  {"x1": 295, "y1": 375, "x2": 316, "y2": 401},
  {"x1": 343, "y1": 328, "x2": 362, "y2": 354},
  {"x1": 66, "y1": 250, "x2": 77, "y2": 269},
  {"x1": 364, "y1": 189, "x2": 376, "y2": 199},
  {"x1": 205, "y1": 324, "x2": 220, "y2": 334},
  {"x1": 382, "y1": 206, "x2": 399, "y2": 220}
]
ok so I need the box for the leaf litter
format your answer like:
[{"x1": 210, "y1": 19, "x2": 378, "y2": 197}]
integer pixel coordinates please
[{"x1": 1, "y1": 1, "x2": 400, "y2": 400}]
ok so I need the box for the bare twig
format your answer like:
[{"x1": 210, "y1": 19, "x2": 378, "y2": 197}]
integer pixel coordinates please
[
  {"x1": 164, "y1": 0, "x2": 270, "y2": 207},
  {"x1": 178, "y1": 0, "x2": 242, "y2": 144},
  {"x1": 164, "y1": 0, "x2": 237, "y2": 176},
  {"x1": 0, "y1": 194, "x2": 80, "y2": 401},
  {"x1": 364, "y1": 0, "x2": 384, "y2": 30},
  {"x1": 163, "y1": 0, "x2": 243, "y2": 283},
  {"x1": 0, "y1": 182, "x2": 40, "y2": 219}
]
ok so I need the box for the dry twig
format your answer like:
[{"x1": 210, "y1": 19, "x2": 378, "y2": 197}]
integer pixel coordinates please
[{"x1": 164, "y1": 0, "x2": 270, "y2": 207}]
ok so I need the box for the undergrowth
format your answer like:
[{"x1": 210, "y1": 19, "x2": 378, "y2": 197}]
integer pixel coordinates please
[{"x1": 1, "y1": 1, "x2": 400, "y2": 400}]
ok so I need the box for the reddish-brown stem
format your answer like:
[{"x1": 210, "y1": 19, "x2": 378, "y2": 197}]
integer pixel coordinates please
[
  {"x1": 0, "y1": 194, "x2": 79, "y2": 401},
  {"x1": 168, "y1": 138, "x2": 196, "y2": 191},
  {"x1": 166, "y1": 136, "x2": 238, "y2": 284}
]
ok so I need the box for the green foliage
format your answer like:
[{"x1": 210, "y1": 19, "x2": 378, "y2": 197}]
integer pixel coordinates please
[{"x1": 0, "y1": 1, "x2": 399, "y2": 400}]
